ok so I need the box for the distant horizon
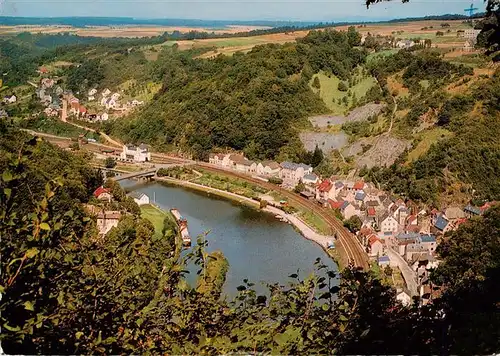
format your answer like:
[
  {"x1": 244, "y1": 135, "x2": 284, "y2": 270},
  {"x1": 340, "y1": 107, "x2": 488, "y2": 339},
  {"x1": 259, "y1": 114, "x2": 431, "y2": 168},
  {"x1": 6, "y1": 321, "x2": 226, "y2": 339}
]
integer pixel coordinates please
[{"x1": 0, "y1": 12, "x2": 482, "y2": 26}]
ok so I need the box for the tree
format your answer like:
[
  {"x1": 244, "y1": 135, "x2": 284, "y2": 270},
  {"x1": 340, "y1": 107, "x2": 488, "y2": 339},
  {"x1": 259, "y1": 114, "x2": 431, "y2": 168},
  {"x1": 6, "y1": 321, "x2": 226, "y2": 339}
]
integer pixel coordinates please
[
  {"x1": 435, "y1": 31, "x2": 444, "y2": 36},
  {"x1": 105, "y1": 157, "x2": 117, "y2": 169},
  {"x1": 311, "y1": 145, "x2": 324, "y2": 167},
  {"x1": 294, "y1": 180, "x2": 306, "y2": 193},
  {"x1": 343, "y1": 215, "x2": 362, "y2": 232},
  {"x1": 338, "y1": 81, "x2": 348, "y2": 91},
  {"x1": 312, "y1": 76, "x2": 321, "y2": 89}
]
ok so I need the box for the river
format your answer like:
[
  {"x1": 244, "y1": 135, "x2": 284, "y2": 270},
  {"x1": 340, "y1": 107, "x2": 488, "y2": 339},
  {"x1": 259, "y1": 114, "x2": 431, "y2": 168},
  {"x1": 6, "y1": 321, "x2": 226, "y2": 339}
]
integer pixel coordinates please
[{"x1": 122, "y1": 180, "x2": 338, "y2": 295}]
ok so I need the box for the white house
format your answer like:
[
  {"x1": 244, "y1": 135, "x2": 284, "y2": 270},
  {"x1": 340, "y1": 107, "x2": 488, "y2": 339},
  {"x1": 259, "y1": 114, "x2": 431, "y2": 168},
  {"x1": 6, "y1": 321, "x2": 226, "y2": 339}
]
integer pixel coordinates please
[
  {"x1": 340, "y1": 201, "x2": 359, "y2": 220},
  {"x1": 367, "y1": 234, "x2": 384, "y2": 257},
  {"x1": 316, "y1": 180, "x2": 335, "y2": 201},
  {"x1": 131, "y1": 99, "x2": 144, "y2": 106},
  {"x1": 463, "y1": 28, "x2": 481, "y2": 40},
  {"x1": 96, "y1": 211, "x2": 122, "y2": 236},
  {"x1": 380, "y1": 213, "x2": 399, "y2": 233},
  {"x1": 88, "y1": 88, "x2": 98, "y2": 101},
  {"x1": 209, "y1": 153, "x2": 227, "y2": 166},
  {"x1": 129, "y1": 191, "x2": 150, "y2": 206},
  {"x1": 102, "y1": 88, "x2": 111, "y2": 97},
  {"x1": 3, "y1": 94, "x2": 17, "y2": 104},
  {"x1": 99, "y1": 112, "x2": 109, "y2": 121},
  {"x1": 111, "y1": 93, "x2": 120, "y2": 101},
  {"x1": 256, "y1": 161, "x2": 281, "y2": 177},
  {"x1": 93, "y1": 186, "x2": 112, "y2": 202},
  {"x1": 395, "y1": 40, "x2": 415, "y2": 49},
  {"x1": 120, "y1": 143, "x2": 151, "y2": 163},
  {"x1": 396, "y1": 290, "x2": 412, "y2": 306},
  {"x1": 279, "y1": 162, "x2": 312, "y2": 182}
]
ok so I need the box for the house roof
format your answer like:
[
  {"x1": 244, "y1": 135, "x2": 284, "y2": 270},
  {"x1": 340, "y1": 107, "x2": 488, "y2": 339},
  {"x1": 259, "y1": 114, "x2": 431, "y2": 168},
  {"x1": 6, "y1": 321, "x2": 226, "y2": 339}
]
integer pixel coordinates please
[
  {"x1": 139, "y1": 143, "x2": 149, "y2": 151},
  {"x1": 464, "y1": 204, "x2": 481, "y2": 215},
  {"x1": 303, "y1": 173, "x2": 318, "y2": 181},
  {"x1": 97, "y1": 211, "x2": 122, "y2": 220},
  {"x1": 355, "y1": 191, "x2": 366, "y2": 201},
  {"x1": 129, "y1": 191, "x2": 147, "y2": 200},
  {"x1": 329, "y1": 199, "x2": 344, "y2": 210},
  {"x1": 378, "y1": 256, "x2": 390, "y2": 263},
  {"x1": 353, "y1": 181, "x2": 364, "y2": 190},
  {"x1": 340, "y1": 201, "x2": 350, "y2": 210},
  {"x1": 241, "y1": 160, "x2": 255, "y2": 166},
  {"x1": 335, "y1": 181, "x2": 344, "y2": 189},
  {"x1": 229, "y1": 154, "x2": 247, "y2": 164},
  {"x1": 434, "y1": 215, "x2": 449, "y2": 231},
  {"x1": 280, "y1": 161, "x2": 311, "y2": 171},
  {"x1": 318, "y1": 180, "x2": 333, "y2": 193},
  {"x1": 367, "y1": 207, "x2": 376, "y2": 216},
  {"x1": 261, "y1": 160, "x2": 281, "y2": 170},
  {"x1": 366, "y1": 200, "x2": 379, "y2": 207},
  {"x1": 368, "y1": 234, "x2": 382, "y2": 246},
  {"x1": 407, "y1": 215, "x2": 417, "y2": 224},
  {"x1": 396, "y1": 232, "x2": 420, "y2": 240},
  {"x1": 93, "y1": 186, "x2": 110, "y2": 198},
  {"x1": 419, "y1": 234, "x2": 436, "y2": 243}
]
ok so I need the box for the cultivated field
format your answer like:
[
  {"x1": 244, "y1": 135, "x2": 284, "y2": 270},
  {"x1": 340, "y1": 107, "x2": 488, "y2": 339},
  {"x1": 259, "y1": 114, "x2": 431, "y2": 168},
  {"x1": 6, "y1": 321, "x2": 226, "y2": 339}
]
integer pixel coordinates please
[{"x1": 0, "y1": 24, "x2": 271, "y2": 38}]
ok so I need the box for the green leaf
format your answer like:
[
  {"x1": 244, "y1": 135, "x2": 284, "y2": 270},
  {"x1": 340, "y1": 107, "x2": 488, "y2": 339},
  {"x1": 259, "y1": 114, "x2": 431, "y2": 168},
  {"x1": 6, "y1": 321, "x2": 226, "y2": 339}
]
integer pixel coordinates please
[
  {"x1": 339, "y1": 315, "x2": 348, "y2": 322},
  {"x1": 3, "y1": 188, "x2": 11, "y2": 199},
  {"x1": 40, "y1": 223, "x2": 50, "y2": 231},
  {"x1": 136, "y1": 318, "x2": 144, "y2": 327},
  {"x1": 3, "y1": 323, "x2": 21, "y2": 332},
  {"x1": 2, "y1": 170, "x2": 13, "y2": 182},
  {"x1": 322, "y1": 303, "x2": 330, "y2": 311},
  {"x1": 76, "y1": 331, "x2": 84, "y2": 340},
  {"x1": 24, "y1": 301, "x2": 35, "y2": 311},
  {"x1": 25, "y1": 248, "x2": 39, "y2": 259}
]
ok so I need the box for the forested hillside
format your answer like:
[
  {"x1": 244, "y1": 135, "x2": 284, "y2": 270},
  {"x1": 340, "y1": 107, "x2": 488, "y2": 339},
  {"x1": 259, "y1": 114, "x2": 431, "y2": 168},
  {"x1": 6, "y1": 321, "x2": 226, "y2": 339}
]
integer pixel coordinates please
[
  {"x1": 362, "y1": 50, "x2": 500, "y2": 205},
  {"x1": 111, "y1": 28, "x2": 366, "y2": 161},
  {"x1": 1, "y1": 124, "x2": 499, "y2": 354}
]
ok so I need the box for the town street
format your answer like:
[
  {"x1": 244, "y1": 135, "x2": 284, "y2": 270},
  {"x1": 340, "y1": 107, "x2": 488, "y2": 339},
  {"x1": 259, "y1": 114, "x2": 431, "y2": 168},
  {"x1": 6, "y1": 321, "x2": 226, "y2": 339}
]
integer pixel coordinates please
[{"x1": 386, "y1": 246, "x2": 418, "y2": 296}]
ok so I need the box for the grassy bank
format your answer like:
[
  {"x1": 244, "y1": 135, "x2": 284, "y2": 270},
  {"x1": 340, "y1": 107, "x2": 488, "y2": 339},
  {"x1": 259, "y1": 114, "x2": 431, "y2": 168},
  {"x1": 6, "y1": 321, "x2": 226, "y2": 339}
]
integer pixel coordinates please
[{"x1": 140, "y1": 204, "x2": 168, "y2": 239}]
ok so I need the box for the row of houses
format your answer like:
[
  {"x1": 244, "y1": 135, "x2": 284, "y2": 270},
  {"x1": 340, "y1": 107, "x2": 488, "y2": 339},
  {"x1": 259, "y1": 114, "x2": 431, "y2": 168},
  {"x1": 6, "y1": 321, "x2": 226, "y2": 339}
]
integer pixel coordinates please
[{"x1": 209, "y1": 153, "x2": 315, "y2": 183}]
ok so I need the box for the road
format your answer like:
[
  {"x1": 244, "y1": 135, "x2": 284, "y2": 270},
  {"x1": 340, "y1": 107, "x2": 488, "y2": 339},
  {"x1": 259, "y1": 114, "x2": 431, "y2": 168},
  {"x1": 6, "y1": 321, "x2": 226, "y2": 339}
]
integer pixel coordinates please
[{"x1": 385, "y1": 246, "x2": 418, "y2": 296}]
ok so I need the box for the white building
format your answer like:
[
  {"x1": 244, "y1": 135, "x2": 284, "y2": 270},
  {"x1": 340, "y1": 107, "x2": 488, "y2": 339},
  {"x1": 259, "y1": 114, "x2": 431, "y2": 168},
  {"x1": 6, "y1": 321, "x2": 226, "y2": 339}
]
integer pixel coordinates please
[
  {"x1": 120, "y1": 143, "x2": 151, "y2": 163},
  {"x1": 3, "y1": 94, "x2": 17, "y2": 104},
  {"x1": 303, "y1": 173, "x2": 319, "y2": 185},
  {"x1": 209, "y1": 153, "x2": 227, "y2": 166},
  {"x1": 256, "y1": 161, "x2": 281, "y2": 177},
  {"x1": 380, "y1": 214, "x2": 399, "y2": 233},
  {"x1": 463, "y1": 29, "x2": 481, "y2": 40},
  {"x1": 129, "y1": 191, "x2": 150, "y2": 205},
  {"x1": 396, "y1": 290, "x2": 412, "y2": 306},
  {"x1": 279, "y1": 162, "x2": 313, "y2": 182}
]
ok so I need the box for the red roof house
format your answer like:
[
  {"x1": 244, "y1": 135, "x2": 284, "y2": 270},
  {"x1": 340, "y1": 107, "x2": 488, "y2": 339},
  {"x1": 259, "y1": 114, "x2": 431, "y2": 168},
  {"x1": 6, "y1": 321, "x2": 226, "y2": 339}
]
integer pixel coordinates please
[
  {"x1": 93, "y1": 186, "x2": 111, "y2": 201},
  {"x1": 367, "y1": 207, "x2": 376, "y2": 217},
  {"x1": 353, "y1": 181, "x2": 365, "y2": 190},
  {"x1": 328, "y1": 199, "x2": 344, "y2": 210},
  {"x1": 318, "y1": 180, "x2": 333, "y2": 192}
]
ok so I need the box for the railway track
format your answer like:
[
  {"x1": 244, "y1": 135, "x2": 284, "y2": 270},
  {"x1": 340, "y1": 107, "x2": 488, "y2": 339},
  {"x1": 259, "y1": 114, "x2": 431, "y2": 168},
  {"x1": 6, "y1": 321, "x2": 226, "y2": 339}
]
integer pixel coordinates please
[{"x1": 151, "y1": 156, "x2": 368, "y2": 270}]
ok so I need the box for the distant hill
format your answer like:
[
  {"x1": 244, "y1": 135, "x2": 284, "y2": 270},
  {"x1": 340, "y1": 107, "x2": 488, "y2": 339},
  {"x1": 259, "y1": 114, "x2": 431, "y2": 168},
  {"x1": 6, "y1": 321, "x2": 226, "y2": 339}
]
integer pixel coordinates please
[{"x1": 0, "y1": 13, "x2": 485, "y2": 29}]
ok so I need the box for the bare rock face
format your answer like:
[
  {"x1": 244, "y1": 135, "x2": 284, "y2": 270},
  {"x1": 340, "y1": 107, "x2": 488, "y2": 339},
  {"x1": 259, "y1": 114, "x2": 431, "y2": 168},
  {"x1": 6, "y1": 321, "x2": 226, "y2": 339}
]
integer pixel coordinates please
[
  {"x1": 352, "y1": 135, "x2": 411, "y2": 169},
  {"x1": 308, "y1": 103, "x2": 385, "y2": 127},
  {"x1": 299, "y1": 132, "x2": 349, "y2": 153}
]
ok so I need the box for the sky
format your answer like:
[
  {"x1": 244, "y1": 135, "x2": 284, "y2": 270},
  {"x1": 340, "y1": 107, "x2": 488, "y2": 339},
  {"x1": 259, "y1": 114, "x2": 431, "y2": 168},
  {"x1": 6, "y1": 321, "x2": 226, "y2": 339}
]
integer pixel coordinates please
[{"x1": 0, "y1": 0, "x2": 487, "y2": 22}]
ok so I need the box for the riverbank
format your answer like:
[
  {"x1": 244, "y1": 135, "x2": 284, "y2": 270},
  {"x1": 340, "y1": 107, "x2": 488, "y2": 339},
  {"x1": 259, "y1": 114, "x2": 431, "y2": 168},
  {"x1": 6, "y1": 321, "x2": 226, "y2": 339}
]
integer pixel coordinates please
[{"x1": 153, "y1": 176, "x2": 339, "y2": 265}]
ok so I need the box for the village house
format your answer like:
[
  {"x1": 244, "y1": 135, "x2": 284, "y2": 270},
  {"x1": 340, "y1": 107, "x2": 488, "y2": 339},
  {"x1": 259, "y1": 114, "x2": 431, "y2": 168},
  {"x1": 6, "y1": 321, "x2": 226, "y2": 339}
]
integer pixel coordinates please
[
  {"x1": 235, "y1": 159, "x2": 257, "y2": 174},
  {"x1": 2, "y1": 94, "x2": 17, "y2": 104},
  {"x1": 88, "y1": 88, "x2": 98, "y2": 101},
  {"x1": 316, "y1": 180, "x2": 335, "y2": 202},
  {"x1": 380, "y1": 213, "x2": 399, "y2": 233},
  {"x1": 395, "y1": 39, "x2": 415, "y2": 49},
  {"x1": 43, "y1": 107, "x2": 59, "y2": 117},
  {"x1": 340, "y1": 201, "x2": 360, "y2": 220},
  {"x1": 463, "y1": 39, "x2": 476, "y2": 52},
  {"x1": 396, "y1": 289, "x2": 412, "y2": 306},
  {"x1": 256, "y1": 160, "x2": 281, "y2": 177},
  {"x1": 209, "y1": 153, "x2": 227, "y2": 166},
  {"x1": 463, "y1": 204, "x2": 481, "y2": 218},
  {"x1": 129, "y1": 191, "x2": 150, "y2": 206},
  {"x1": 41, "y1": 78, "x2": 55, "y2": 89},
  {"x1": 303, "y1": 173, "x2": 319, "y2": 185},
  {"x1": 393, "y1": 232, "x2": 420, "y2": 256},
  {"x1": 378, "y1": 255, "x2": 391, "y2": 267},
  {"x1": 102, "y1": 88, "x2": 111, "y2": 97},
  {"x1": 367, "y1": 234, "x2": 384, "y2": 258},
  {"x1": 93, "y1": 186, "x2": 112, "y2": 202},
  {"x1": 120, "y1": 143, "x2": 151, "y2": 163},
  {"x1": 130, "y1": 99, "x2": 144, "y2": 107},
  {"x1": 279, "y1": 162, "x2": 312, "y2": 182},
  {"x1": 96, "y1": 211, "x2": 122, "y2": 236},
  {"x1": 433, "y1": 214, "x2": 450, "y2": 234},
  {"x1": 463, "y1": 28, "x2": 481, "y2": 40},
  {"x1": 0, "y1": 109, "x2": 9, "y2": 118}
]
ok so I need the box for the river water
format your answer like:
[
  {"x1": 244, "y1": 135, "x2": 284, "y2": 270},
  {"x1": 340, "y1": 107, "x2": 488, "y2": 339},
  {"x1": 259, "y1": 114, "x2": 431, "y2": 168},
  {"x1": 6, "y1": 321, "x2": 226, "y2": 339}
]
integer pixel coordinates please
[{"x1": 121, "y1": 181, "x2": 338, "y2": 295}]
